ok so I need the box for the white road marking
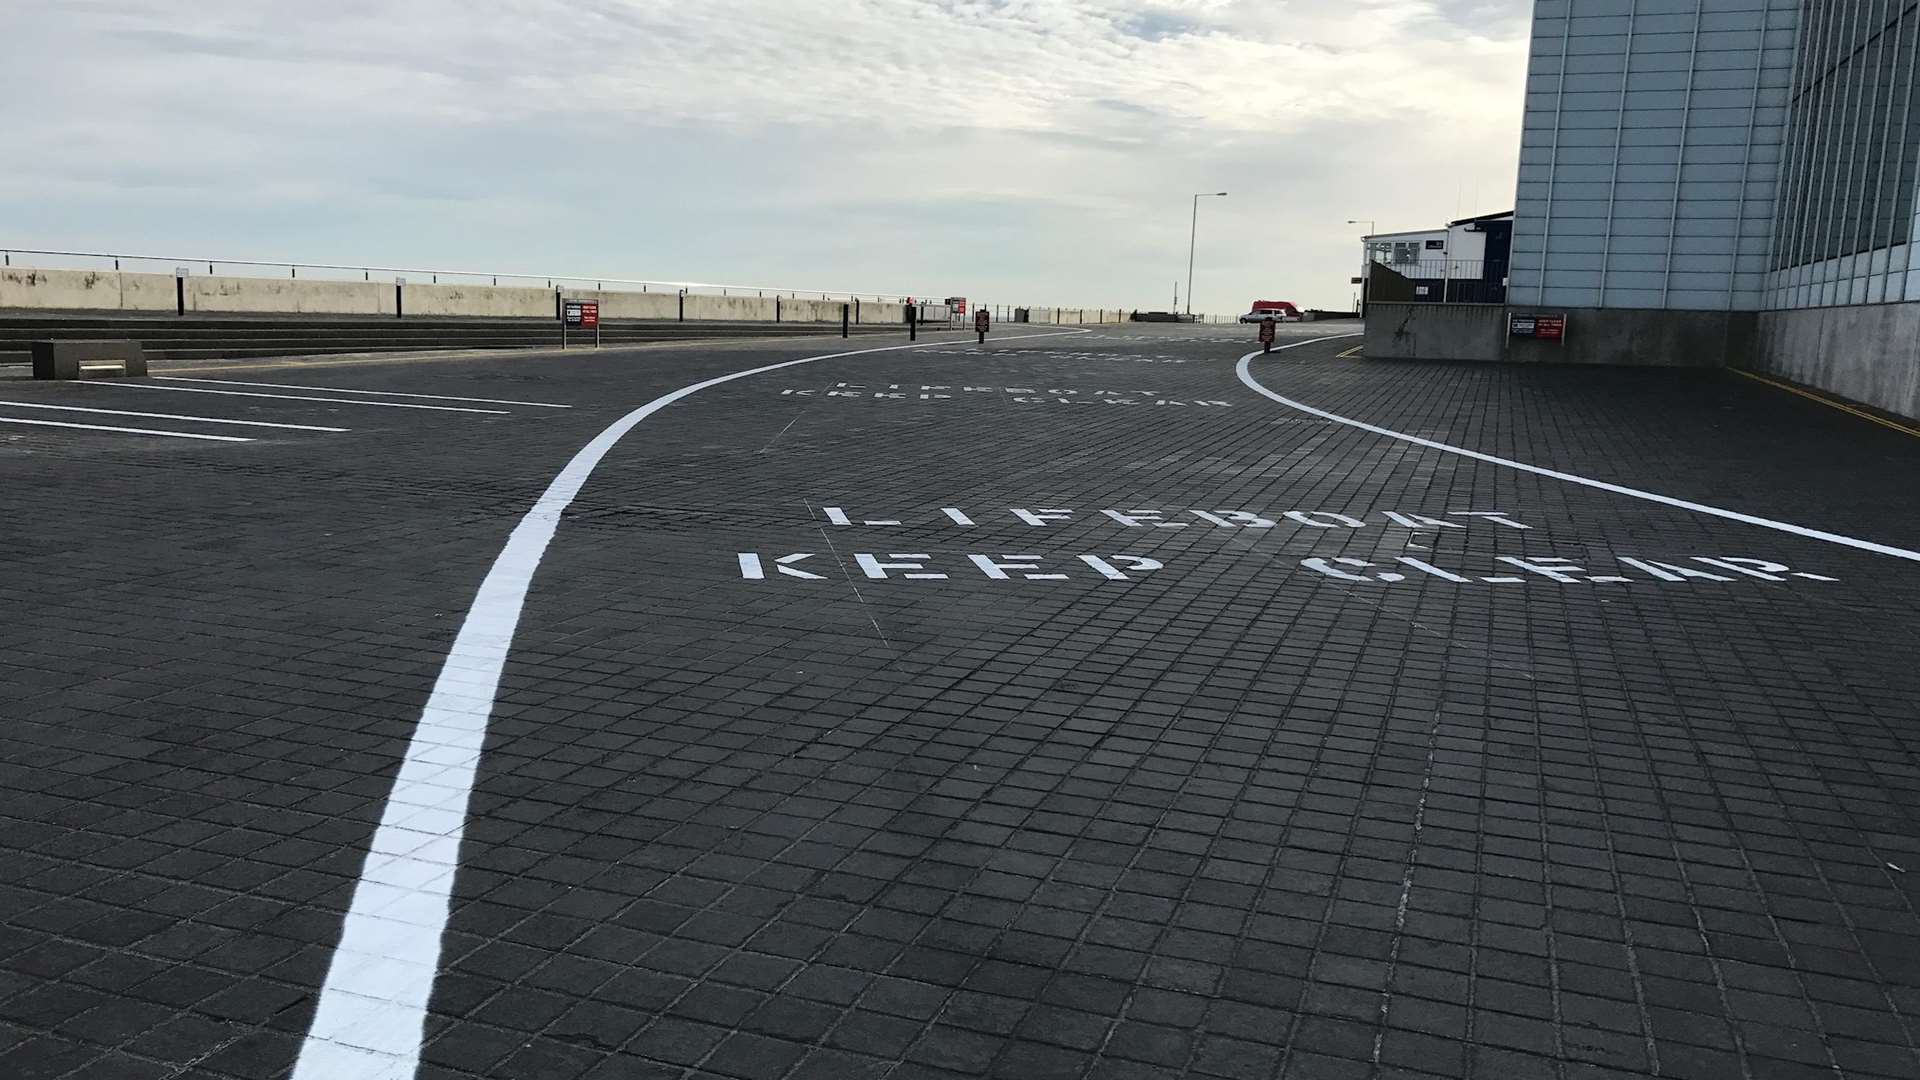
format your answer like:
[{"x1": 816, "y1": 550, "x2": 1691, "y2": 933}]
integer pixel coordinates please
[
  {"x1": 155, "y1": 377, "x2": 572, "y2": 408},
  {"x1": 0, "y1": 400, "x2": 349, "y2": 432},
  {"x1": 84, "y1": 383, "x2": 510, "y2": 414},
  {"x1": 0, "y1": 416, "x2": 251, "y2": 442},
  {"x1": 292, "y1": 326, "x2": 1092, "y2": 1080},
  {"x1": 1236, "y1": 337, "x2": 1920, "y2": 565}
]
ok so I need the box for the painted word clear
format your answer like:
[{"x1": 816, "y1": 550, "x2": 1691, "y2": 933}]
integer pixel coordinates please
[
  {"x1": 1302, "y1": 554, "x2": 1837, "y2": 586},
  {"x1": 818, "y1": 506, "x2": 1532, "y2": 530},
  {"x1": 738, "y1": 553, "x2": 1164, "y2": 582}
]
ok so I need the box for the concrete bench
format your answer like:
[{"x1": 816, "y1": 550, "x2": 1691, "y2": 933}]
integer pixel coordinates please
[{"x1": 31, "y1": 340, "x2": 147, "y2": 380}]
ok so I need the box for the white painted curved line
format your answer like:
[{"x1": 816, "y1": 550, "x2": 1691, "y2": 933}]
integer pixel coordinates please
[
  {"x1": 292, "y1": 327, "x2": 1091, "y2": 1080},
  {"x1": 1238, "y1": 337, "x2": 1920, "y2": 564}
]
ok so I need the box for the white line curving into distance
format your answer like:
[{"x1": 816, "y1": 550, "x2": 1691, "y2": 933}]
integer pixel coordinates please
[
  {"x1": 1239, "y1": 335, "x2": 1920, "y2": 564},
  {"x1": 292, "y1": 327, "x2": 1092, "y2": 1080}
]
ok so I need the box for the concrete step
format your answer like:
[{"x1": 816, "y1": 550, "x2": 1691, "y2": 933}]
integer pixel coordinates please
[
  {"x1": 0, "y1": 328, "x2": 866, "y2": 348},
  {"x1": 0, "y1": 322, "x2": 928, "y2": 367},
  {"x1": 0, "y1": 323, "x2": 891, "y2": 341}
]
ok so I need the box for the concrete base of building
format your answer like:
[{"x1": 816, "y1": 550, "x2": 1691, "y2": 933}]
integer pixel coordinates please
[
  {"x1": 1752, "y1": 303, "x2": 1920, "y2": 422},
  {"x1": 1363, "y1": 302, "x2": 1751, "y2": 368},
  {"x1": 1363, "y1": 299, "x2": 1920, "y2": 421}
]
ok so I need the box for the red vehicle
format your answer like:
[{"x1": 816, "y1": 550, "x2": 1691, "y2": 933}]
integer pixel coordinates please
[{"x1": 1239, "y1": 300, "x2": 1302, "y2": 323}]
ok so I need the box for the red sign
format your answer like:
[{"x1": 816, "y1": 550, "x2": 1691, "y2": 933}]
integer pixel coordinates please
[
  {"x1": 947, "y1": 296, "x2": 968, "y2": 315},
  {"x1": 974, "y1": 309, "x2": 990, "y2": 333},
  {"x1": 1509, "y1": 312, "x2": 1567, "y2": 341},
  {"x1": 564, "y1": 300, "x2": 600, "y2": 328},
  {"x1": 1257, "y1": 318, "x2": 1276, "y2": 344}
]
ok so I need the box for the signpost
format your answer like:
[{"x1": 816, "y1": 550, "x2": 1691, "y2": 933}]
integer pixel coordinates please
[
  {"x1": 1508, "y1": 312, "x2": 1567, "y2": 342},
  {"x1": 1258, "y1": 316, "x2": 1276, "y2": 353},
  {"x1": 562, "y1": 299, "x2": 601, "y2": 349},
  {"x1": 975, "y1": 308, "x2": 990, "y2": 343}
]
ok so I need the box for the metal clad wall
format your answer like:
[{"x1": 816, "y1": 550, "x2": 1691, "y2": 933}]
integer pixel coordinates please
[
  {"x1": 1766, "y1": 1, "x2": 1920, "y2": 308},
  {"x1": 1510, "y1": 0, "x2": 1803, "y2": 310}
]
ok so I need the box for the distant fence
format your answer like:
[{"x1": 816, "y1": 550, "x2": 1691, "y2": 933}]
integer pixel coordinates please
[
  {"x1": 0, "y1": 247, "x2": 1141, "y2": 321},
  {"x1": 1367, "y1": 261, "x2": 1506, "y2": 305},
  {"x1": 0, "y1": 246, "x2": 927, "y2": 304}
]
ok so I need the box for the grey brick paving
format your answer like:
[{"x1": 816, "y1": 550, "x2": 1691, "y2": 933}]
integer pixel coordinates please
[{"x1": 4, "y1": 324, "x2": 1920, "y2": 1079}]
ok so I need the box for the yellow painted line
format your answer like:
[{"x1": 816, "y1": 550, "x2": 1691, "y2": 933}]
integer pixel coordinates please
[
  {"x1": 1733, "y1": 368, "x2": 1920, "y2": 440},
  {"x1": 1335, "y1": 344, "x2": 1364, "y2": 359}
]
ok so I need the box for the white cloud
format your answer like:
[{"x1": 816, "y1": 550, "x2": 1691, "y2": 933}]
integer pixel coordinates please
[{"x1": 0, "y1": 0, "x2": 1531, "y2": 311}]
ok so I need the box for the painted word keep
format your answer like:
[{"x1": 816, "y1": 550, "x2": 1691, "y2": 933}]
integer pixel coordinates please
[{"x1": 737, "y1": 553, "x2": 1164, "y2": 582}]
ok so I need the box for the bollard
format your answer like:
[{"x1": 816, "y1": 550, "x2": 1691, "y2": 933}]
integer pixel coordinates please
[
  {"x1": 841, "y1": 303, "x2": 849, "y2": 338},
  {"x1": 908, "y1": 306, "x2": 917, "y2": 341}
]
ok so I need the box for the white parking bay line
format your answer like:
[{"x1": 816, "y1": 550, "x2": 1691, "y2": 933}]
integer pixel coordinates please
[
  {"x1": 84, "y1": 384, "x2": 510, "y2": 414},
  {"x1": 0, "y1": 416, "x2": 251, "y2": 442},
  {"x1": 0, "y1": 401, "x2": 349, "y2": 432},
  {"x1": 155, "y1": 377, "x2": 571, "y2": 408}
]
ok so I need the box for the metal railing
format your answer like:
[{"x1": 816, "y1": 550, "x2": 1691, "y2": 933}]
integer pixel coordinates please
[
  {"x1": 1366, "y1": 258, "x2": 1506, "y2": 305},
  {"x1": 0, "y1": 246, "x2": 927, "y2": 304},
  {"x1": 1367, "y1": 256, "x2": 1491, "y2": 280}
]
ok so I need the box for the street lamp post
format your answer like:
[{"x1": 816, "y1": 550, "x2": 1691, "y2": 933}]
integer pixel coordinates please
[
  {"x1": 1187, "y1": 192, "x2": 1228, "y2": 319},
  {"x1": 1347, "y1": 219, "x2": 1376, "y2": 316}
]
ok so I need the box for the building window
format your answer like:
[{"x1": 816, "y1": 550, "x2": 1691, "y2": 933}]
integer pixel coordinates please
[{"x1": 1775, "y1": 5, "x2": 1920, "y2": 270}]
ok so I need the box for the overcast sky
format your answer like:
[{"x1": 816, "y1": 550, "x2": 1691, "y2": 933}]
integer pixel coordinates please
[{"x1": 3, "y1": 1, "x2": 1531, "y2": 313}]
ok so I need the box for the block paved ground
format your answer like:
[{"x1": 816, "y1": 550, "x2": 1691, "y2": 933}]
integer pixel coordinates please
[{"x1": 3, "y1": 322, "x2": 1919, "y2": 1080}]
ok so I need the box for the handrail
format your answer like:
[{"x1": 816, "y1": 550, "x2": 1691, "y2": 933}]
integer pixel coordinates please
[{"x1": 0, "y1": 246, "x2": 922, "y2": 303}]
